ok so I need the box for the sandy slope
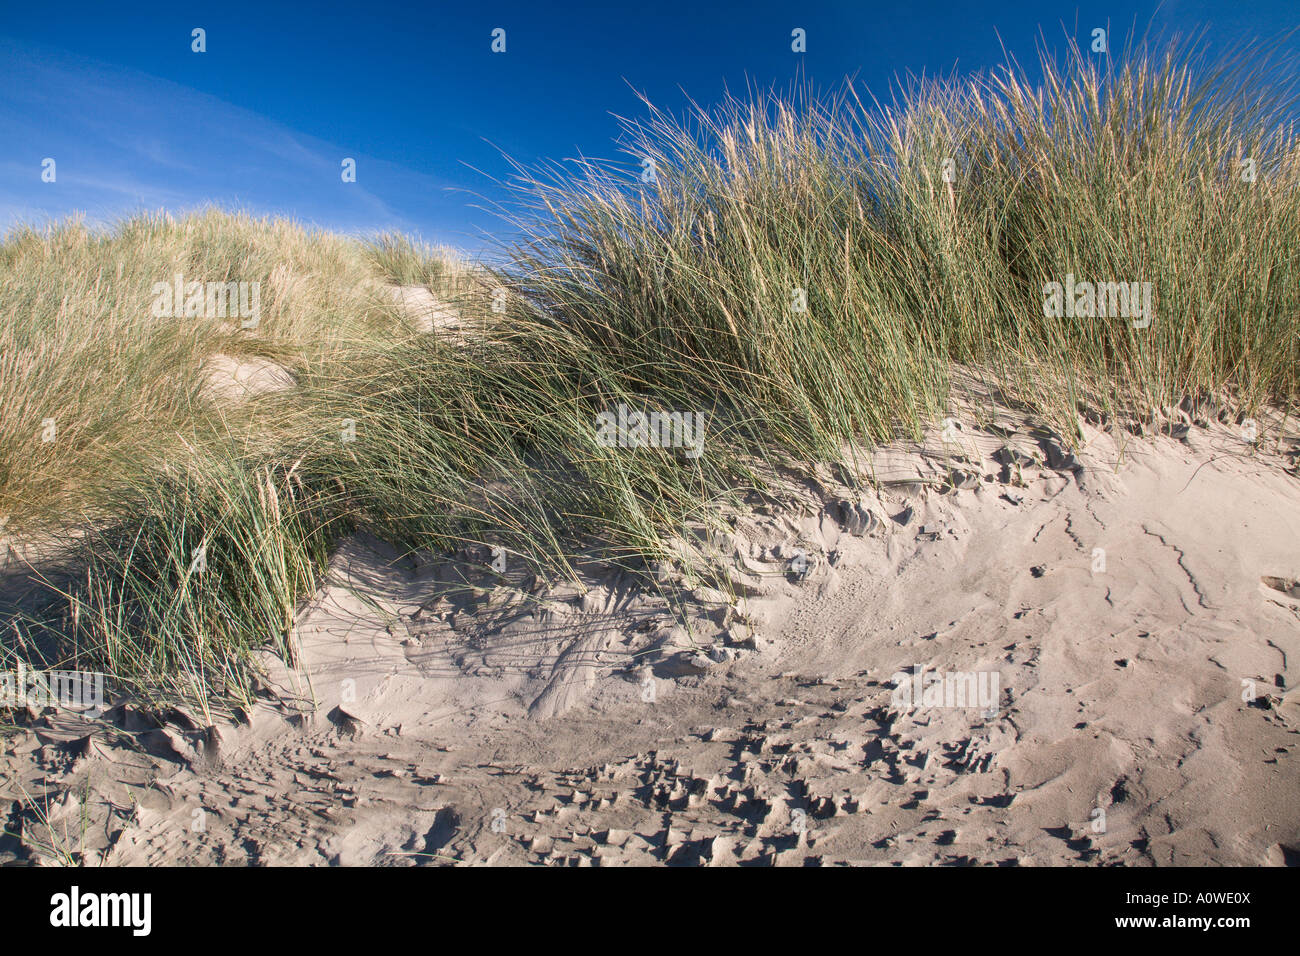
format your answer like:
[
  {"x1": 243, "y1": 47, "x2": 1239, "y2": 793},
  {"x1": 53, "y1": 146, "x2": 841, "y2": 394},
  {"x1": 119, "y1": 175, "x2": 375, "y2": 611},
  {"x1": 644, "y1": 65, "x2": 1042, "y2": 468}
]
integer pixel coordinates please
[{"x1": 3, "y1": 403, "x2": 1299, "y2": 866}]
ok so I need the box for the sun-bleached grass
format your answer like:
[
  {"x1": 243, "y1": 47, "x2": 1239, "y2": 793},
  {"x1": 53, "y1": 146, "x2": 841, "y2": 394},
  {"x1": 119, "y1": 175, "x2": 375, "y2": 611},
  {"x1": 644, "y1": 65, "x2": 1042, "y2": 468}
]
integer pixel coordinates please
[
  {"x1": 364, "y1": 232, "x2": 472, "y2": 291},
  {"x1": 0, "y1": 210, "x2": 457, "y2": 528}
]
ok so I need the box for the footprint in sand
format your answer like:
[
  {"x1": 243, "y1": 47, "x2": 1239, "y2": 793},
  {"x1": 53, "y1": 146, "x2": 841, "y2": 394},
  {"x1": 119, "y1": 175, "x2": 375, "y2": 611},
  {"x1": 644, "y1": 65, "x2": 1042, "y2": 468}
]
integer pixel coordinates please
[{"x1": 1260, "y1": 575, "x2": 1300, "y2": 606}]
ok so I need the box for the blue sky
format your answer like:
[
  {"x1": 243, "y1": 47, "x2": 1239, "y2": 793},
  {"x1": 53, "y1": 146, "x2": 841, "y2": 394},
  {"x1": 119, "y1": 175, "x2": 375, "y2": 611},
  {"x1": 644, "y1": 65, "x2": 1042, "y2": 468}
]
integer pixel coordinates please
[{"x1": 1, "y1": 1, "x2": 1296, "y2": 254}]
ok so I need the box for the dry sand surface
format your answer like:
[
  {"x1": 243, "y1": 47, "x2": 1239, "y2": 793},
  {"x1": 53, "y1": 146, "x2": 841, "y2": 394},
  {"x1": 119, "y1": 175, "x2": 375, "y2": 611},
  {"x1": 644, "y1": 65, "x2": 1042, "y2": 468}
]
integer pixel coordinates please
[
  {"x1": 3, "y1": 395, "x2": 1299, "y2": 866},
  {"x1": 201, "y1": 353, "x2": 296, "y2": 403},
  {"x1": 388, "y1": 284, "x2": 464, "y2": 334}
]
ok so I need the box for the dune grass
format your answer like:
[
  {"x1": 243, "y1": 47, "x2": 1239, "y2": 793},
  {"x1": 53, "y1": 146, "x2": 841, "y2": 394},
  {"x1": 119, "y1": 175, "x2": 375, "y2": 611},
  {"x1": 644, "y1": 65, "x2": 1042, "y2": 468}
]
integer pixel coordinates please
[
  {"x1": 364, "y1": 232, "x2": 471, "y2": 292},
  {"x1": 496, "y1": 32, "x2": 1299, "y2": 452},
  {"x1": 2, "y1": 32, "x2": 1298, "y2": 711},
  {"x1": 0, "y1": 209, "x2": 431, "y2": 527},
  {"x1": 0, "y1": 211, "x2": 463, "y2": 707}
]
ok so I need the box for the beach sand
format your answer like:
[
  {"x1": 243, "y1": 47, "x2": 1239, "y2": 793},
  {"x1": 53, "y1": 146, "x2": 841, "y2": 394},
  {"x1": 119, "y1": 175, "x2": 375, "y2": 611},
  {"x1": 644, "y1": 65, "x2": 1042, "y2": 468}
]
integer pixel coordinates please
[{"x1": 3, "y1": 395, "x2": 1297, "y2": 866}]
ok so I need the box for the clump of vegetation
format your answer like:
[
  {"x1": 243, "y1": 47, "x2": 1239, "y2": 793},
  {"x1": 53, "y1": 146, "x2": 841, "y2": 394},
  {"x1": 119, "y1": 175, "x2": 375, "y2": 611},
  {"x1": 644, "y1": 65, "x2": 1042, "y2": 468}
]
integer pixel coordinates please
[{"x1": 496, "y1": 32, "x2": 1299, "y2": 451}]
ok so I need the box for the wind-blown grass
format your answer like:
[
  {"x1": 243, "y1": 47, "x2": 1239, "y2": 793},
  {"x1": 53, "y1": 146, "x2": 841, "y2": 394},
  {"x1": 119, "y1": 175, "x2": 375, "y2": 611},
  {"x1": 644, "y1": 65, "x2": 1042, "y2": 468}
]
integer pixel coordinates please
[
  {"x1": 53, "y1": 453, "x2": 339, "y2": 714},
  {"x1": 364, "y1": 232, "x2": 467, "y2": 291},
  {"x1": 0, "y1": 209, "x2": 412, "y2": 527},
  {"x1": 495, "y1": 32, "x2": 1299, "y2": 446}
]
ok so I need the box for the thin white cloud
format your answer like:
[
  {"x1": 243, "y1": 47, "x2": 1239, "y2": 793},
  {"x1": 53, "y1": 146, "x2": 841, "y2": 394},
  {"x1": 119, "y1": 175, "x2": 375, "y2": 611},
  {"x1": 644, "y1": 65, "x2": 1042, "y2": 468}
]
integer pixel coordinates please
[{"x1": 0, "y1": 35, "x2": 472, "y2": 248}]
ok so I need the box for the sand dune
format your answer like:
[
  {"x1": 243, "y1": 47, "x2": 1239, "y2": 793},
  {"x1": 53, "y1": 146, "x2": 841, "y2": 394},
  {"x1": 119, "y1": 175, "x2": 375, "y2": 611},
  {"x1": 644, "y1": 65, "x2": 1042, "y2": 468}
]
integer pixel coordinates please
[{"x1": 3, "y1": 402, "x2": 1297, "y2": 866}]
